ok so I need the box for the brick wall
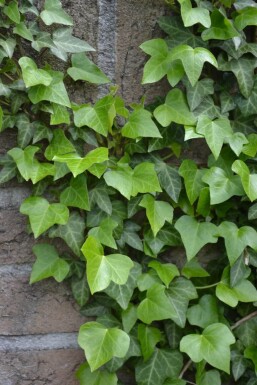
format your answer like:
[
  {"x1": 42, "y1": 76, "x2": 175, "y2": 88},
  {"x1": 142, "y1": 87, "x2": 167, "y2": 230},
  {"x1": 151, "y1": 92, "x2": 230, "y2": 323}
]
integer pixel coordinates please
[{"x1": 0, "y1": 1, "x2": 167, "y2": 384}]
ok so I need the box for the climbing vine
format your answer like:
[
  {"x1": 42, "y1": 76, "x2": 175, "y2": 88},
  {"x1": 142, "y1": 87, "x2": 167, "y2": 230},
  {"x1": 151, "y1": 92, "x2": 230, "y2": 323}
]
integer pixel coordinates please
[{"x1": 2, "y1": 0, "x2": 257, "y2": 384}]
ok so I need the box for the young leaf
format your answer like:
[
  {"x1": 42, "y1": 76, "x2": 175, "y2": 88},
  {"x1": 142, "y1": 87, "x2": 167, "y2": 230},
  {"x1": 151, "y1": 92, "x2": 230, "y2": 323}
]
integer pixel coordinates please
[
  {"x1": 138, "y1": 324, "x2": 163, "y2": 361},
  {"x1": 19, "y1": 57, "x2": 53, "y2": 87},
  {"x1": 53, "y1": 29, "x2": 95, "y2": 53},
  {"x1": 81, "y1": 236, "x2": 134, "y2": 294},
  {"x1": 140, "y1": 39, "x2": 169, "y2": 83},
  {"x1": 175, "y1": 216, "x2": 218, "y2": 261},
  {"x1": 179, "y1": 159, "x2": 206, "y2": 204},
  {"x1": 3, "y1": 1, "x2": 20, "y2": 23},
  {"x1": 202, "y1": 9, "x2": 239, "y2": 40},
  {"x1": 30, "y1": 244, "x2": 69, "y2": 283},
  {"x1": 180, "y1": 323, "x2": 235, "y2": 373},
  {"x1": 234, "y1": 7, "x2": 257, "y2": 30},
  {"x1": 20, "y1": 197, "x2": 69, "y2": 238},
  {"x1": 40, "y1": 0, "x2": 73, "y2": 26},
  {"x1": 187, "y1": 294, "x2": 219, "y2": 328},
  {"x1": 67, "y1": 53, "x2": 110, "y2": 84},
  {"x1": 148, "y1": 260, "x2": 179, "y2": 287},
  {"x1": 88, "y1": 217, "x2": 118, "y2": 249},
  {"x1": 178, "y1": 0, "x2": 211, "y2": 28},
  {"x1": 76, "y1": 362, "x2": 118, "y2": 385},
  {"x1": 232, "y1": 160, "x2": 257, "y2": 202},
  {"x1": 121, "y1": 108, "x2": 162, "y2": 139},
  {"x1": 78, "y1": 321, "x2": 130, "y2": 371}
]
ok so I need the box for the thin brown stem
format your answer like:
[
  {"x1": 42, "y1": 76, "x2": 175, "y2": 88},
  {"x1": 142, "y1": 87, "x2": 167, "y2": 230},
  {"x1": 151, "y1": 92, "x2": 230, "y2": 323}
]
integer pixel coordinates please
[
  {"x1": 179, "y1": 359, "x2": 192, "y2": 379},
  {"x1": 232, "y1": 310, "x2": 257, "y2": 330}
]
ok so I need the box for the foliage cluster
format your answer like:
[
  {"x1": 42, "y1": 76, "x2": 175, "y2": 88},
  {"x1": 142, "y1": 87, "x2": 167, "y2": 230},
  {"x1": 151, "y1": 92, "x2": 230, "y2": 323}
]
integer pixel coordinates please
[{"x1": 2, "y1": 0, "x2": 257, "y2": 384}]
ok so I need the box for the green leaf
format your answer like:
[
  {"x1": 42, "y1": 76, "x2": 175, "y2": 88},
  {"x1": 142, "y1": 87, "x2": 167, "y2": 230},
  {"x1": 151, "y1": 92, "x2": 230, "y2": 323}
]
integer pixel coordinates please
[
  {"x1": 202, "y1": 9, "x2": 239, "y2": 41},
  {"x1": 53, "y1": 147, "x2": 108, "y2": 177},
  {"x1": 8, "y1": 146, "x2": 55, "y2": 184},
  {"x1": 20, "y1": 196, "x2": 69, "y2": 238},
  {"x1": 179, "y1": 160, "x2": 206, "y2": 204},
  {"x1": 78, "y1": 321, "x2": 130, "y2": 371},
  {"x1": 202, "y1": 167, "x2": 244, "y2": 204},
  {"x1": 88, "y1": 217, "x2": 118, "y2": 249},
  {"x1": 237, "y1": 77, "x2": 257, "y2": 116},
  {"x1": 166, "y1": 277, "x2": 198, "y2": 327},
  {"x1": 196, "y1": 116, "x2": 233, "y2": 159},
  {"x1": 67, "y1": 53, "x2": 109, "y2": 84},
  {"x1": 231, "y1": 349, "x2": 248, "y2": 381},
  {"x1": 244, "y1": 346, "x2": 257, "y2": 371},
  {"x1": 76, "y1": 362, "x2": 117, "y2": 385},
  {"x1": 180, "y1": 323, "x2": 235, "y2": 373},
  {"x1": 140, "y1": 39, "x2": 169, "y2": 83},
  {"x1": 71, "y1": 273, "x2": 90, "y2": 307},
  {"x1": 4, "y1": 1, "x2": 20, "y2": 23},
  {"x1": 235, "y1": 7, "x2": 257, "y2": 30},
  {"x1": 81, "y1": 236, "x2": 134, "y2": 294},
  {"x1": 178, "y1": 0, "x2": 211, "y2": 28},
  {"x1": 232, "y1": 160, "x2": 257, "y2": 201},
  {"x1": 40, "y1": 0, "x2": 73, "y2": 26},
  {"x1": 104, "y1": 162, "x2": 162, "y2": 200},
  {"x1": 50, "y1": 104, "x2": 70, "y2": 125},
  {"x1": 60, "y1": 175, "x2": 90, "y2": 211},
  {"x1": 182, "y1": 259, "x2": 210, "y2": 279},
  {"x1": 0, "y1": 37, "x2": 15, "y2": 58},
  {"x1": 30, "y1": 244, "x2": 69, "y2": 283},
  {"x1": 197, "y1": 369, "x2": 221, "y2": 385},
  {"x1": 122, "y1": 303, "x2": 138, "y2": 333},
  {"x1": 155, "y1": 162, "x2": 181, "y2": 203},
  {"x1": 187, "y1": 294, "x2": 219, "y2": 328},
  {"x1": 44, "y1": 128, "x2": 75, "y2": 161},
  {"x1": 19, "y1": 57, "x2": 53, "y2": 87},
  {"x1": 13, "y1": 22, "x2": 33, "y2": 41},
  {"x1": 140, "y1": 194, "x2": 173, "y2": 237},
  {"x1": 185, "y1": 78, "x2": 214, "y2": 111},
  {"x1": 122, "y1": 108, "x2": 161, "y2": 139},
  {"x1": 90, "y1": 183, "x2": 112, "y2": 215},
  {"x1": 235, "y1": 317, "x2": 257, "y2": 347},
  {"x1": 154, "y1": 89, "x2": 196, "y2": 127},
  {"x1": 15, "y1": 113, "x2": 33, "y2": 149},
  {"x1": 148, "y1": 260, "x2": 179, "y2": 287},
  {"x1": 249, "y1": 203, "x2": 257, "y2": 220},
  {"x1": 169, "y1": 45, "x2": 218, "y2": 86},
  {"x1": 106, "y1": 335, "x2": 141, "y2": 372},
  {"x1": 118, "y1": 221, "x2": 143, "y2": 251},
  {"x1": 175, "y1": 216, "x2": 218, "y2": 261},
  {"x1": 230, "y1": 254, "x2": 250, "y2": 287},
  {"x1": 138, "y1": 324, "x2": 163, "y2": 361},
  {"x1": 48, "y1": 211, "x2": 86, "y2": 257},
  {"x1": 135, "y1": 348, "x2": 183, "y2": 385},
  {"x1": 53, "y1": 29, "x2": 94, "y2": 53}
]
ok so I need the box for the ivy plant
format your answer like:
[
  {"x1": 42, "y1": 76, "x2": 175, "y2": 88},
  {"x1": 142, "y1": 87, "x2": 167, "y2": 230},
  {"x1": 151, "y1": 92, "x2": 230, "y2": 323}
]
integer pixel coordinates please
[{"x1": 2, "y1": 0, "x2": 257, "y2": 385}]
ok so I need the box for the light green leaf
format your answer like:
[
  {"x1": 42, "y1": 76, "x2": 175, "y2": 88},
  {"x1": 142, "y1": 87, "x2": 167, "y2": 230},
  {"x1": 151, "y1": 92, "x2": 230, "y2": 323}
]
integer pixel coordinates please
[
  {"x1": 0, "y1": 37, "x2": 16, "y2": 58},
  {"x1": 135, "y1": 348, "x2": 183, "y2": 385},
  {"x1": 20, "y1": 196, "x2": 69, "y2": 238},
  {"x1": 53, "y1": 147, "x2": 108, "y2": 177},
  {"x1": 202, "y1": 9, "x2": 239, "y2": 41},
  {"x1": 249, "y1": 203, "x2": 257, "y2": 220},
  {"x1": 178, "y1": 0, "x2": 211, "y2": 27},
  {"x1": 244, "y1": 346, "x2": 257, "y2": 372},
  {"x1": 138, "y1": 324, "x2": 163, "y2": 361},
  {"x1": 19, "y1": 57, "x2": 52, "y2": 87},
  {"x1": 197, "y1": 369, "x2": 221, "y2": 385},
  {"x1": 175, "y1": 216, "x2": 218, "y2": 261},
  {"x1": 81, "y1": 236, "x2": 134, "y2": 294},
  {"x1": 167, "y1": 60, "x2": 185, "y2": 87},
  {"x1": 122, "y1": 304, "x2": 138, "y2": 333},
  {"x1": 40, "y1": 0, "x2": 73, "y2": 26},
  {"x1": 67, "y1": 52, "x2": 109, "y2": 84},
  {"x1": 154, "y1": 89, "x2": 196, "y2": 127},
  {"x1": 44, "y1": 128, "x2": 75, "y2": 160},
  {"x1": 140, "y1": 194, "x2": 173, "y2": 237},
  {"x1": 30, "y1": 243, "x2": 69, "y2": 283},
  {"x1": 148, "y1": 260, "x2": 179, "y2": 287},
  {"x1": 76, "y1": 362, "x2": 117, "y2": 385},
  {"x1": 182, "y1": 259, "x2": 210, "y2": 279},
  {"x1": 187, "y1": 295, "x2": 219, "y2": 328},
  {"x1": 232, "y1": 160, "x2": 257, "y2": 201},
  {"x1": 89, "y1": 217, "x2": 118, "y2": 249},
  {"x1": 53, "y1": 28, "x2": 94, "y2": 53},
  {"x1": 169, "y1": 45, "x2": 218, "y2": 86},
  {"x1": 4, "y1": 0, "x2": 20, "y2": 23},
  {"x1": 50, "y1": 104, "x2": 70, "y2": 125},
  {"x1": 180, "y1": 323, "x2": 235, "y2": 373},
  {"x1": 78, "y1": 321, "x2": 130, "y2": 371},
  {"x1": 235, "y1": 7, "x2": 257, "y2": 30},
  {"x1": 122, "y1": 108, "x2": 161, "y2": 139},
  {"x1": 140, "y1": 39, "x2": 169, "y2": 83},
  {"x1": 179, "y1": 159, "x2": 206, "y2": 204},
  {"x1": 60, "y1": 174, "x2": 90, "y2": 211},
  {"x1": 13, "y1": 22, "x2": 34, "y2": 41}
]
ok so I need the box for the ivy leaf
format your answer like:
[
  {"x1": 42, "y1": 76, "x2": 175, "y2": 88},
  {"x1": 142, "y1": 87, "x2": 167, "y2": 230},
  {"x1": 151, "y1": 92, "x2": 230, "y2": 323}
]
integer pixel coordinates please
[
  {"x1": 3, "y1": 0, "x2": 20, "y2": 23},
  {"x1": 201, "y1": 9, "x2": 239, "y2": 41},
  {"x1": 180, "y1": 323, "x2": 235, "y2": 373},
  {"x1": 88, "y1": 217, "x2": 118, "y2": 249},
  {"x1": 48, "y1": 211, "x2": 86, "y2": 257},
  {"x1": 155, "y1": 162, "x2": 181, "y2": 203},
  {"x1": 40, "y1": 0, "x2": 73, "y2": 26},
  {"x1": 0, "y1": 37, "x2": 16, "y2": 58},
  {"x1": 8, "y1": 146, "x2": 55, "y2": 184},
  {"x1": 104, "y1": 262, "x2": 142, "y2": 310},
  {"x1": 179, "y1": 159, "x2": 206, "y2": 204},
  {"x1": 53, "y1": 29, "x2": 95, "y2": 53},
  {"x1": 231, "y1": 349, "x2": 248, "y2": 381},
  {"x1": 0, "y1": 157, "x2": 16, "y2": 184},
  {"x1": 60, "y1": 175, "x2": 90, "y2": 211},
  {"x1": 218, "y1": 221, "x2": 257, "y2": 265},
  {"x1": 104, "y1": 162, "x2": 162, "y2": 200},
  {"x1": 19, "y1": 57, "x2": 52, "y2": 87},
  {"x1": 78, "y1": 321, "x2": 130, "y2": 371},
  {"x1": 53, "y1": 147, "x2": 108, "y2": 177},
  {"x1": 135, "y1": 348, "x2": 183, "y2": 385},
  {"x1": 50, "y1": 104, "x2": 70, "y2": 125},
  {"x1": 235, "y1": 7, "x2": 257, "y2": 30},
  {"x1": 81, "y1": 236, "x2": 134, "y2": 294},
  {"x1": 196, "y1": 116, "x2": 233, "y2": 159},
  {"x1": 106, "y1": 335, "x2": 142, "y2": 372},
  {"x1": 122, "y1": 304, "x2": 138, "y2": 333},
  {"x1": 76, "y1": 362, "x2": 117, "y2": 385},
  {"x1": 182, "y1": 259, "x2": 210, "y2": 279},
  {"x1": 178, "y1": 0, "x2": 211, "y2": 28},
  {"x1": 244, "y1": 346, "x2": 257, "y2": 371},
  {"x1": 202, "y1": 167, "x2": 244, "y2": 204},
  {"x1": 71, "y1": 273, "x2": 90, "y2": 307},
  {"x1": 234, "y1": 317, "x2": 257, "y2": 347},
  {"x1": 20, "y1": 196, "x2": 69, "y2": 238},
  {"x1": 232, "y1": 160, "x2": 257, "y2": 201},
  {"x1": 67, "y1": 53, "x2": 109, "y2": 84},
  {"x1": 237, "y1": 77, "x2": 257, "y2": 116},
  {"x1": 166, "y1": 277, "x2": 198, "y2": 327},
  {"x1": 30, "y1": 244, "x2": 69, "y2": 284},
  {"x1": 140, "y1": 39, "x2": 169, "y2": 83},
  {"x1": 44, "y1": 128, "x2": 75, "y2": 161},
  {"x1": 197, "y1": 369, "x2": 221, "y2": 385},
  {"x1": 249, "y1": 203, "x2": 257, "y2": 220},
  {"x1": 15, "y1": 113, "x2": 33, "y2": 149},
  {"x1": 187, "y1": 294, "x2": 219, "y2": 328},
  {"x1": 148, "y1": 261, "x2": 179, "y2": 287},
  {"x1": 138, "y1": 324, "x2": 163, "y2": 361},
  {"x1": 154, "y1": 89, "x2": 196, "y2": 127},
  {"x1": 140, "y1": 194, "x2": 173, "y2": 237},
  {"x1": 169, "y1": 45, "x2": 218, "y2": 86},
  {"x1": 13, "y1": 22, "x2": 33, "y2": 41},
  {"x1": 90, "y1": 183, "x2": 112, "y2": 215},
  {"x1": 122, "y1": 108, "x2": 161, "y2": 139},
  {"x1": 175, "y1": 216, "x2": 218, "y2": 261},
  {"x1": 184, "y1": 78, "x2": 214, "y2": 111}
]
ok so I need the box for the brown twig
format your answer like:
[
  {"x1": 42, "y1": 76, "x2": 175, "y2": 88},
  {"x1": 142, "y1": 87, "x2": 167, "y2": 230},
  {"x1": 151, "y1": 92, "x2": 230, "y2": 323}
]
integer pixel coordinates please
[
  {"x1": 179, "y1": 359, "x2": 192, "y2": 379},
  {"x1": 231, "y1": 310, "x2": 257, "y2": 330}
]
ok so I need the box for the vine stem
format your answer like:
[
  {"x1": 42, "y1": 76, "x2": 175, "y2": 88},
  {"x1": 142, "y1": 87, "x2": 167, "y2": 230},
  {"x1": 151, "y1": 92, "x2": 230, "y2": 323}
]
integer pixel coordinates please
[
  {"x1": 231, "y1": 310, "x2": 257, "y2": 330},
  {"x1": 195, "y1": 282, "x2": 219, "y2": 290},
  {"x1": 179, "y1": 359, "x2": 192, "y2": 379}
]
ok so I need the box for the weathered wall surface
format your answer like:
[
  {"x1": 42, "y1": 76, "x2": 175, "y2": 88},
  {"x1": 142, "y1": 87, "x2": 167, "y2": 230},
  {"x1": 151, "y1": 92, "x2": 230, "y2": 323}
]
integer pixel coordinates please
[{"x1": 0, "y1": 1, "x2": 167, "y2": 384}]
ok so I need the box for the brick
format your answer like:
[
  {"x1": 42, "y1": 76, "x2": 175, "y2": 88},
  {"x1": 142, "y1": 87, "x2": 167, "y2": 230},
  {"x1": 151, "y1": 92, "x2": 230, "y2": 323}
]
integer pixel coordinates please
[
  {"x1": 0, "y1": 266, "x2": 87, "y2": 335},
  {"x1": 0, "y1": 348, "x2": 84, "y2": 385}
]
